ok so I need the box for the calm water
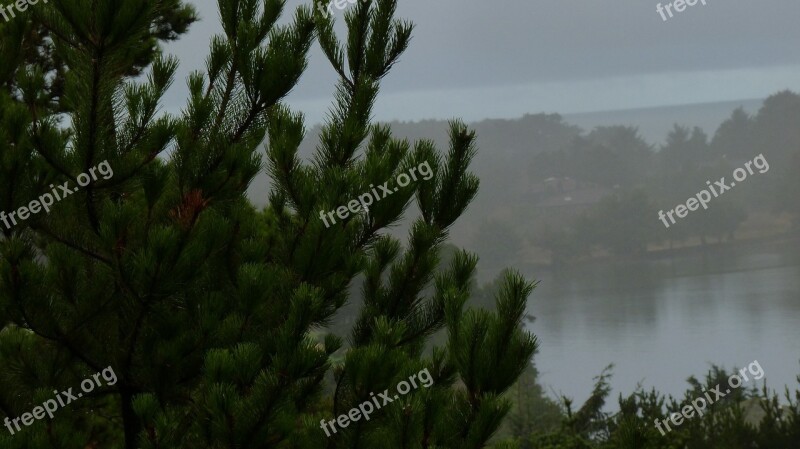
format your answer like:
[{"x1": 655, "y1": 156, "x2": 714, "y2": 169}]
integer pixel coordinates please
[{"x1": 525, "y1": 240, "x2": 800, "y2": 407}]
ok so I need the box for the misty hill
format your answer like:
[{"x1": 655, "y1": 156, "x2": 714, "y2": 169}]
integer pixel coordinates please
[
  {"x1": 249, "y1": 97, "x2": 765, "y2": 210},
  {"x1": 245, "y1": 92, "x2": 800, "y2": 282},
  {"x1": 563, "y1": 98, "x2": 763, "y2": 145}
]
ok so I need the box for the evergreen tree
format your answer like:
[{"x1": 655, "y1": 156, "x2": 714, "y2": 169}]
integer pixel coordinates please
[
  {"x1": 658, "y1": 125, "x2": 711, "y2": 174},
  {"x1": 591, "y1": 189, "x2": 657, "y2": 257},
  {"x1": 710, "y1": 107, "x2": 755, "y2": 161},
  {"x1": 0, "y1": 1, "x2": 538, "y2": 449}
]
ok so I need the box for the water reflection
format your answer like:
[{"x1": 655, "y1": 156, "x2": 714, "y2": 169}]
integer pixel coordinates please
[{"x1": 527, "y1": 240, "x2": 800, "y2": 406}]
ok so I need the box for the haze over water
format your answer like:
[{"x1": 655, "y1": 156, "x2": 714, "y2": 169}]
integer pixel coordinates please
[{"x1": 528, "y1": 242, "x2": 800, "y2": 406}]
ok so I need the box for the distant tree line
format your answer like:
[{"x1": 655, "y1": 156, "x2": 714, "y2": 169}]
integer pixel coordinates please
[{"x1": 527, "y1": 91, "x2": 800, "y2": 265}]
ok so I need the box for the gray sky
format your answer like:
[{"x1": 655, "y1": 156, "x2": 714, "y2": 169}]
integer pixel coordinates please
[{"x1": 162, "y1": 0, "x2": 800, "y2": 123}]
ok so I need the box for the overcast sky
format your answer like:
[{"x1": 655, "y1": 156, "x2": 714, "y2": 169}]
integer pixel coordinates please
[{"x1": 161, "y1": 0, "x2": 800, "y2": 124}]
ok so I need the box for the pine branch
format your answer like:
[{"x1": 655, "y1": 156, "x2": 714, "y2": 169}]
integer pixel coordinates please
[{"x1": 33, "y1": 224, "x2": 113, "y2": 266}]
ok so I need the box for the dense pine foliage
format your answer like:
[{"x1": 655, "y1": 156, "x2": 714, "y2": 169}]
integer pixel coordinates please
[{"x1": 0, "y1": 1, "x2": 537, "y2": 448}]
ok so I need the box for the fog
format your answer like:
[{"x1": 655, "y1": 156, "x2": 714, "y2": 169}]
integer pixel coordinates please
[{"x1": 171, "y1": 0, "x2": 800, "y2": 439}]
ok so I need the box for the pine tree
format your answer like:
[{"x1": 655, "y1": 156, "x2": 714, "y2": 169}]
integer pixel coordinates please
[{"x1": 0, "y1": 1, "x2": 538, "y2": 448}]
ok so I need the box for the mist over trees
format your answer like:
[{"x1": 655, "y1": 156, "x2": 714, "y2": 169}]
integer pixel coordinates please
[
  {"x1": 323, "y1": 91, "x2": 799, "y2": 273},
  {"x1": 0, "y1": 1, "x2": 797, "y2": 449}
]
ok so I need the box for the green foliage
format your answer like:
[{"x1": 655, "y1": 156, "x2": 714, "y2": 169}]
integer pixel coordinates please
[
  {"x1": 659, "y1": 125, "x2": 711, "y2": 174},
  {"x1": 710, "y1": 107, "x2": 756, "y2": 160},
  {"x1": 591, "y1": 190, "x2": 657, "y2": 256},
  {"x1": 532, "y1": 219, "x2": 592, "y2": 267},
  {"x1": 528, "y1": 92, "x2": 800, "y2": 263},
  {"x1": 536, "y1": 188, "x2": 659, "y2": 263},
  {"x1": 499, "y1": 359, "x2": 562, "y2": 443},
  {"x1": 500, "y1": 365, "x2": 800, "y2": 449},
  {"x1": 0, "y1": 1, "x2": 538, "y2": 449}
]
